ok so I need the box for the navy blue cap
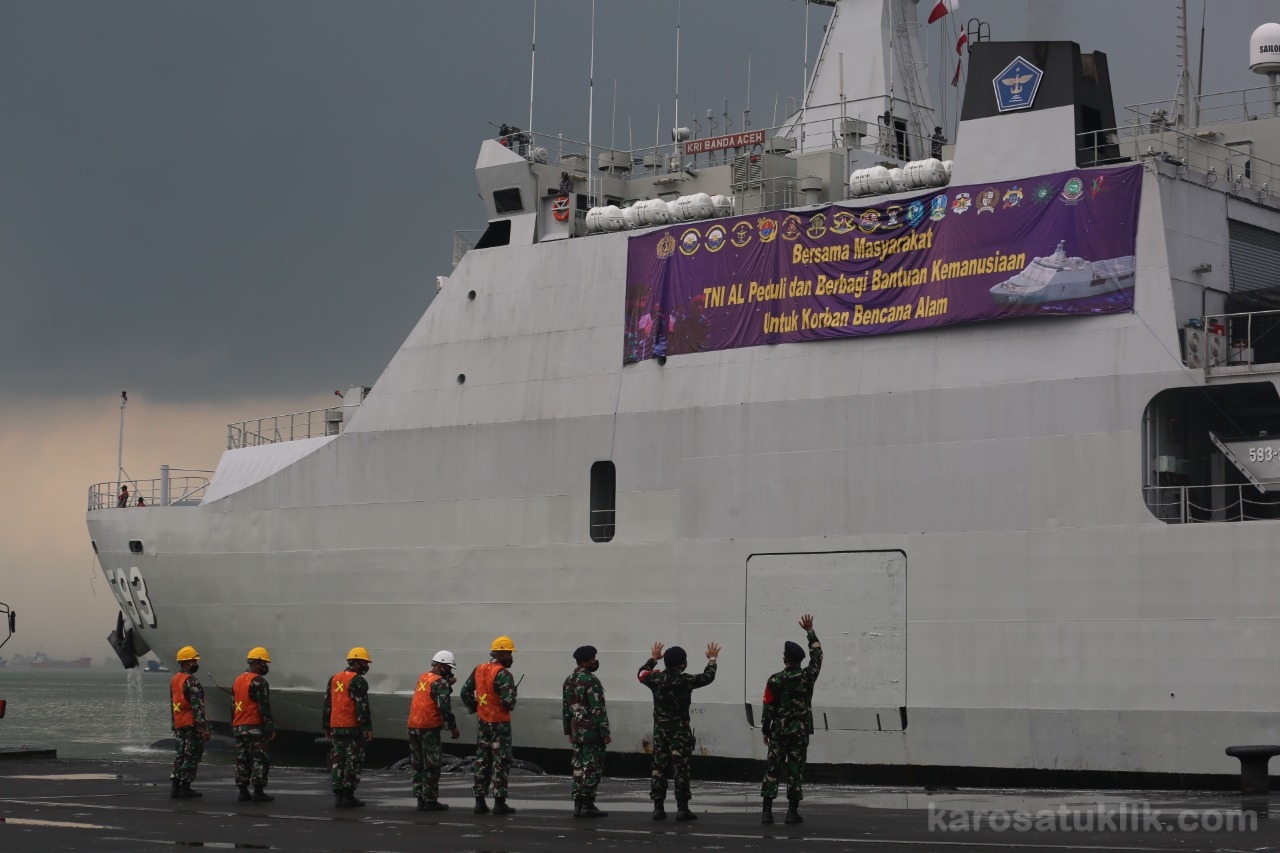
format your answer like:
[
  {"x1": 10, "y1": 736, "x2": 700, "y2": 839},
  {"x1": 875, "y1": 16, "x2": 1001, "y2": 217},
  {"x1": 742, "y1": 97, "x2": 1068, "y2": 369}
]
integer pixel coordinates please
[
  {"x1": 573, "y1": 645, "x2": 597, "y2": 663},
  {"x1": 663, "y1": 646, "x2": 687, "y2": 668},
  {"x1": 784, "y1": 640, "x2": 806, "y2": 662}
]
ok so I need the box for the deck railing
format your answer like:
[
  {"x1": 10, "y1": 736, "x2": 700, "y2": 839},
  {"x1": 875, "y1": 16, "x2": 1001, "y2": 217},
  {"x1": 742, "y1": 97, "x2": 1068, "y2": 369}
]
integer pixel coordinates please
[
  {"x1": 1200, "y1": 310, "x2": 1280, "y2": 373},
  {"x1": 1144, "y1": 483, "x2": 1280, "y2": 524},
  {"x1": 227, "y1": 407, "x2": 343, "y2": 450},
  {"x1": 88, "y1": 471, "x2": 211, "y2": 511}
]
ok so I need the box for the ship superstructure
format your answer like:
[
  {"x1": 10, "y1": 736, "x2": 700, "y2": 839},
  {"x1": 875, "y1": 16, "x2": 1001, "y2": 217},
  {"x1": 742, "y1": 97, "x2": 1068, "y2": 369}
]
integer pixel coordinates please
[{"x1": 87, "y1": 3, "x2": 1280, "y2": 782}]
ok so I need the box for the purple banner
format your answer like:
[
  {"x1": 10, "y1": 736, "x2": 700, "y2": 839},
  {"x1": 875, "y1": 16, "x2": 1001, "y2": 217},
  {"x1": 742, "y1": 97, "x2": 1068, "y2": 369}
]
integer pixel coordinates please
[{"x1": 623, "y1": 165, "x2": 1142, "y2": 363}]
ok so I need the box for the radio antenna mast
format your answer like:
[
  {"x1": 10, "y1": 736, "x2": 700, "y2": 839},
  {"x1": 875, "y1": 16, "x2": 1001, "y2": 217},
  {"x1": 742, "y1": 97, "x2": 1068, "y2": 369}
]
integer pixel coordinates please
[{"x1": 528, "y1": 0, "x2": 537, "y2": 132}]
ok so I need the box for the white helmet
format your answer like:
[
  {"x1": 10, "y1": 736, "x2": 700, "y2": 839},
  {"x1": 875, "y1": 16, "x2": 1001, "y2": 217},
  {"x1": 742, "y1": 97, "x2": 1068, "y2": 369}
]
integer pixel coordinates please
[{"x1": 432, "y1": 650, "x2": 456, "y2": 667}]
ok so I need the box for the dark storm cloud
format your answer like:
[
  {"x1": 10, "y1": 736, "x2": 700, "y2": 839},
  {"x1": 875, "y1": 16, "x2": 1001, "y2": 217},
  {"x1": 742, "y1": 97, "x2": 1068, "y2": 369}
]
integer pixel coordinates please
[{"x1": 1, "y1": 1, "x2": 1271, "y2": 402}]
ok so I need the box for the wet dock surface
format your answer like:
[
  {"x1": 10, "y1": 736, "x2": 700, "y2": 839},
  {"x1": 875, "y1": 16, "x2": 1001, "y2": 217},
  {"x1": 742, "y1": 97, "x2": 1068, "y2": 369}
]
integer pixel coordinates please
[{"x1": 3, "y1": 757, "x2": 1280, "y2": 851}]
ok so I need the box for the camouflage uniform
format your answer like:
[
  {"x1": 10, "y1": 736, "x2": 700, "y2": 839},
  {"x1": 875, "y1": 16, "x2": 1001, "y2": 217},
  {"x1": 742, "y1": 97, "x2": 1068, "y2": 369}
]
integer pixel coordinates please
[
  {"x1": 461, "y1": 659, "x2": 518, "y2": 798},
  {"x1": 322, "y1": 667, "x2": 372, "y2": 794},
  {"x1": 636, "y1": 657, "x2": 716, "y2": 804},
  {"x1": 562, "y1": 666, "x2": 610, "y2": 801},
  {"x1": 409, "y1": 675, "x2": 457, "y2": 801},
  {"x1": 760, "y1": 628, "x2": 823, "y2": 801},
  {"x1": 171, "y1": 674, "x2": 209, "y2": 785},
  {"x1": 233, "y1": 673, "x2": 274, "y2": 789}
]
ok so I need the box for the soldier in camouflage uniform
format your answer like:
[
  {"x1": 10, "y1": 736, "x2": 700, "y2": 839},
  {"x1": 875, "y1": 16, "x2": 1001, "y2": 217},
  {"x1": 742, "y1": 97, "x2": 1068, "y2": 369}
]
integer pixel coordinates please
[
  {"x1": 169, "y1": 645, "x2": 212, "y2": 799},
  {"x1": 323, "y1": 647, "x2": 374, "y2": 808},
  {"x1": 759, "y1": 614, "x2": 822, "y2": 825},
  {"x1": 637, "y1": 640, "x2": 720, "y2": 820},
  {"x1": 408, "y1": 650, "x2": 461, "y2": 811},
  {"x1": 232, "y1": 646, "x2": 275, "y2": 803},
  {"x1": 461, "y1": 635, "x2": 519, "y2": 815},
  {"x1": 562, "y1": 645, "x2": 611, "y2": 818}
]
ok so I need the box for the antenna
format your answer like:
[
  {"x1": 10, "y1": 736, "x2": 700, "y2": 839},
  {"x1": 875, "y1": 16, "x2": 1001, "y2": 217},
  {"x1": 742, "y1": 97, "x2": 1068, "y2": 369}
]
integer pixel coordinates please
[
  {"x1": 674, "y1": 0, "x2": 682, "y2": 158},
  {"x1": 612, "y1": 78, "x2": 618, "y2": 152},
  {"x1": 744, "y1": 53, "x2": 752, "y2": 130},
  {"x1": 800, "y1": 0, "x2": 810, "y2": 144},
  {"x1": 587, "y1": 0, "x2": 595, "y2": 205},
  {"x1": 1195, "y1": 0, "x2": 1206, "y2": 126},
  {"x1": 528, "y1": 0, "x2": 537, "y2": 133},
  {"x1": 1173, "y1": 0, "x2": 1195, "y2": 128},
  {"x1": 116, "y1": 391, "x2": 127, "y2": 504}
]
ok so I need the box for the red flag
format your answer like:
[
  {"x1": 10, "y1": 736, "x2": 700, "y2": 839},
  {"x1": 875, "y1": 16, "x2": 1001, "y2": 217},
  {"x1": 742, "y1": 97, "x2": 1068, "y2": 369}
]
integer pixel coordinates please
[
  {"x1": 928, "y1": 0, "x2": 958, "y2": 24},
  {"x1": 956, "y1": 31, "x2": 968, "y2": 55},
  {"x1": 951, "y1": 58, "x2": 963, "y2": 87}
]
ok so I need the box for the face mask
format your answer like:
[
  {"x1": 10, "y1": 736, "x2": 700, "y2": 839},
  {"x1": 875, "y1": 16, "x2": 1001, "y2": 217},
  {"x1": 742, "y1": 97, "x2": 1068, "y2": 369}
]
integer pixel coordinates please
[
  {"x1": 189, "y1": 663, "x2": 199, "y2": 674},
  {"x1": 259, "y1": 665, "x2": 269, "y2": 677},
  {"x1": 587, "y1": 661, "x2": 600, "y2": 672}
]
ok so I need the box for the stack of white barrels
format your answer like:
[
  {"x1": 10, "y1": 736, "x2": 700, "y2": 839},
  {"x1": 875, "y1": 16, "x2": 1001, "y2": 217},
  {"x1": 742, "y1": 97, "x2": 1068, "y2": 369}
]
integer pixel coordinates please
[
  {"x1": 848, "y1": 159, "x2": 952, "y2": 199},
  {"x1": 584, "y1": 193, "x2": 734, "y2": 233}
]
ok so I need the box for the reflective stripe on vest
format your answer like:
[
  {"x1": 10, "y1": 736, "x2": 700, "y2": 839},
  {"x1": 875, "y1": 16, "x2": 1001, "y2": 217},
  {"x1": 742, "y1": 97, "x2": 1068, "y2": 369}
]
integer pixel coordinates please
[
  {"x1": 232, "y1": 671, "x2": 263, "y2": 726},
  {"x1": 170, "y1": 672, "x2": 195, "y2": 729},
  {"x1": 329, "y1": 670, "x2": 359, "y2": 728},
  {"x1": 474, "y1": 662, "x2": 510, "y2": 723},
  {"x1": 407, "y1": 672, "x2": 443, "y2": 729}
]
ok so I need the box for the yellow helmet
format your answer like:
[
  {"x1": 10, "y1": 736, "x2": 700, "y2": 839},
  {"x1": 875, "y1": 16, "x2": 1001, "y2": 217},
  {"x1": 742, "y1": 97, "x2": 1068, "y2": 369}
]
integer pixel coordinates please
[
  {"x1": 491, "y1": 636, "x2": 517, "y2": 652},
  {"x1": 247, "y1": 646, "x2": 271, "y2": 663},
  {"x1": 176, "y1": 645, "x2": 200, "y2": 662},
  {"x1": 346, "y1": 646, "x2": 372, "y2": 662}
]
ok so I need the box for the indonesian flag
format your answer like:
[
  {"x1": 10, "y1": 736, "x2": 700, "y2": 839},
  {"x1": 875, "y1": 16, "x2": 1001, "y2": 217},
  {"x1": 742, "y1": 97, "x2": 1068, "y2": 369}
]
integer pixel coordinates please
[
  {"x1": 928, "y1": 0, "x2": 958, "y2": 24},
  {"x1": 956, "y1": 30, "x2": 968, "y2": 54},
  {"x1": 951, "y1": 58, "x2": 963, "y2": 87}
]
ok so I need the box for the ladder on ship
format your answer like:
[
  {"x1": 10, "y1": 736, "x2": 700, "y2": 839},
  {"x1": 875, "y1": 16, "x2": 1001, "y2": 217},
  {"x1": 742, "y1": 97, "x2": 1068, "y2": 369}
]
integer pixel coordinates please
[{"x1": 890, "y1": 7, "x2": 936, "y2": 160}]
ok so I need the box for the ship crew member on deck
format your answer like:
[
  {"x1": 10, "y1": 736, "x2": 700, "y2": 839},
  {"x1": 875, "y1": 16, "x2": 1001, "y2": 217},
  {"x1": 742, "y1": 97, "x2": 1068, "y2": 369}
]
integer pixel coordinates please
[
  {"x1": 323, "y1": 647, "x2": 374, "y2": 808},
  {"x1": 462, "y1": 635, "x2": 519, "y2": 815},
  {"x1": 169, "y1": 645, "x2": 212, "y2": 799},
  {"x1": 931, "y1": 126, "x2": 947, "y2": 160},
  {"x1": 408, "y1": 650, "x2": 460, "y2": 811},
  {"x1": 232, "y1": 646, "x2": 275, "y2": 803},
  {"x1": 118, "y1": 484, "x2": 129, "y2": 507},
  {"x1": 559, "y1": 171, "x2": 575, "y2": 195},
  {"x1": 562, "y1": 645, "x2": 611, "y2": 818},
  {"x1": 759, "y1": 614, "x2": 822, "y2": 825},
  {"x1": 637, "y1": 640, "x2": 720, "y2": 820}
]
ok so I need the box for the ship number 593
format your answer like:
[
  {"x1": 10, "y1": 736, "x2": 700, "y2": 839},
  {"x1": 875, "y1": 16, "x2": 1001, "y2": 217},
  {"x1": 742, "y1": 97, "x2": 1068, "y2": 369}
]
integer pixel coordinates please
[
  {"x1": 107, "y1": 566, "x2": 157, "y2": 629},
  {"x1": 1248, "y1": 446, "x2": 1277, "y2": 463}
]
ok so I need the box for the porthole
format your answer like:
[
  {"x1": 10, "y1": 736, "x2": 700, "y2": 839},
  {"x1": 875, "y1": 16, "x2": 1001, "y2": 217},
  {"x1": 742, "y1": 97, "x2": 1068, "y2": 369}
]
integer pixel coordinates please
[
  {"x1": 467, "y1": 290, "x2": 476, "y2": 301},
  {"x1": 128, "y1": 540, "x2": 144, "y2": 555},
  {"x1": 457, "y1": 374, "x2": 466, "y2": 385}
]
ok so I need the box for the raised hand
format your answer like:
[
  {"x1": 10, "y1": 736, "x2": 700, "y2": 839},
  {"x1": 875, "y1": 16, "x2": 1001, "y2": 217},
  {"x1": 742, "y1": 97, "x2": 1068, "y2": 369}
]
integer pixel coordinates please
[
  {"x1": 706, "y1": 642, "x2": 721, "y2": 659},
  {"x1": 799, "y1": 614, "x2": 814, "y2": 631},
  {"x1": 651, "y1": 642, "x2": 664, "y2": 660}
]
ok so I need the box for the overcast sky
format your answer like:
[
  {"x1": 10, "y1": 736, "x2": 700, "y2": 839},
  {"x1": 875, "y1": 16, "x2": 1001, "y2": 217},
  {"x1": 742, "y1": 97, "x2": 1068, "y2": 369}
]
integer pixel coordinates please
[{"x1": 0, "y1": 0, "x2": 1275, "y2": 661}]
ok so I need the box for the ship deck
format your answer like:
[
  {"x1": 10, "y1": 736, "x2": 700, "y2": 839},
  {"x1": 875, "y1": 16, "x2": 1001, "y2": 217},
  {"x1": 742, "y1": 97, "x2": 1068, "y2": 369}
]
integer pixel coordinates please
[{"x1": 1, "y1": 757, "x2": 1277, "y2": 852}]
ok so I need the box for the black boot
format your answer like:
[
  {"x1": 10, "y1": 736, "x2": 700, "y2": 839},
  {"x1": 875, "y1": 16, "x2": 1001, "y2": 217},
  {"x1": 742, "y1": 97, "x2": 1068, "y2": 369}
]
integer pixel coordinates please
[
  {"x1": 675, "y1": 799, "x2": 697, "y2": 821},
  {"x1": 170, "y1": 779, "x2": 181, "y2": 799},
  {"x1": 335, "y1": 792, "x2": 345, "y2": 808},
  {"x1": 652, "y1": 800, "x2": 667, "y2": 820},
  {"x1": 492, "y1": 797, "x2": 515, "y2": 815},
  {"x1": 344, "y1": 790, "x2": 365, "y2": 808},
  {"x1": 579, "y1": 797, "x2": 608, "y2": 818},
  {"x1": 251, "y1": 785, "x2": 274, "y2": 803},
  {"x1": 178, "y1": 782, "x2": 202, "y2": 799},
  {"x1": 761, "y1": 797, "x2": 774, "y2": 824},
  {"x1": 784, "y1": 797, "x2": 802, "y2": 824},
  {"x1": 573, "y1": 797, "x2": 583, "y2": 817},
  {"x1": 474, "y1": 796, "x2": 490, "y2": 814},
  {"x1": 237, "y1": 785, "x2": 252, "y2": 802},
  {"x1": 421, "y1": 799, "x2": 448, "y2": 811},
  {"x1": 417, "y1": 796, "x2": 428, "y2": 811}
]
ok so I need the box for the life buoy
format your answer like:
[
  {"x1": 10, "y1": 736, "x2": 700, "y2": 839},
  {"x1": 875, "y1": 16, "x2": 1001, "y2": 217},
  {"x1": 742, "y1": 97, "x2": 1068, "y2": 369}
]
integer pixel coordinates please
[{"x1": 552, "y1": 194, "x2": 571, "y2": 222}]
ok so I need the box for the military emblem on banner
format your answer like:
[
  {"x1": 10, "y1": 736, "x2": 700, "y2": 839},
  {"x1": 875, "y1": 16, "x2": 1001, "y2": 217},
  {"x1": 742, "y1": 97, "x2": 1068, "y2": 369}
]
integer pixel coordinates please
[
  {"x1": 951, "y1": 192, "x2": 972, "y2": 215},
  {"x1": 858, "y1": 209, "x2": 881, "y2": 233},
  {"x1": 705, "y1": 224, "x2": 727, "y2": 252},
  {"x1": 976, "y1": 187, "x2": 999, "y2": 214},
  {"x1": 731, "y1": 220, "x2": 754, "y2": 247},
  {"x1": 884, "y1": 205, "x2": 903, "y2": 227},
  {"x1": 830, "y1": 210, "x2": 856, "y2": 235},
  {"x1": 1031, "y1": 182, "x2": 1055, "y2": 205},
  {"x1": 759, "y1": 216, "x2": 778, "y2": 242},
  {"x1": 1060, "y1": 176, "x2": 1084, "y2": 204},
  {"x1": 1002, "y1": 186, "x2": 1024, "y2": 209},
  {"x1": 679, "y1": 228, "x2": 702, "y2": 256},
  {"x1": 806, "y1": 213, "x2": 828, "y2": 240},
  {"x1": 929, "y1": 195, "x2": 948, "y2": 222},
  {"x1": 656, "y1": 233, "x2": 677, "y2": 259},
  {"x1": 906, "y1": 200, "x2": 927, "y2": 227},
  {"x1": 781, "y1": 215, "x2": 804, "y2": 241}
]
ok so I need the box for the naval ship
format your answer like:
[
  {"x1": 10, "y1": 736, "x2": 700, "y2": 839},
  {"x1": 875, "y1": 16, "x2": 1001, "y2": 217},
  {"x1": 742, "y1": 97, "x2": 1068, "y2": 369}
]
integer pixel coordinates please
[
  {"x1": 988, "y1": 240, "x2": 1136, "y2": 306},
  {"x1": 87, "y1": 2, "x2": 1280, "y2": 783}
]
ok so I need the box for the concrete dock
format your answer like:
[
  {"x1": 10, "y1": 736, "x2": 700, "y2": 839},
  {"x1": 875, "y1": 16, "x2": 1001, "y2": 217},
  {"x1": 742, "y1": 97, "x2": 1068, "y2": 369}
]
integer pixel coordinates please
[{"x1": 3, "y1": 757, "x2": 1280, "y2": 851}]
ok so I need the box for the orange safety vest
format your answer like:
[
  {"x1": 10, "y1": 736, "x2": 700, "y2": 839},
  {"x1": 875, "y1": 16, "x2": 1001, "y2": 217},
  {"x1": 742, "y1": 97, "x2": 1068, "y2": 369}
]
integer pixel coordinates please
[
  {"x1": 473, "y1": 662, "x2": 511, "y2": 723},
  {"x1": 170, "y1": 672, "x2": 195, "y2": 729},
  {"x1": 407, "y1": 672, "x2": 444, "y2": 729},
  {"x1": 232, "y1": 671, "x2": 263, "y2": 726},
  {"x1": 328, "y1": 670, "x2": 359, "y2": 728}
]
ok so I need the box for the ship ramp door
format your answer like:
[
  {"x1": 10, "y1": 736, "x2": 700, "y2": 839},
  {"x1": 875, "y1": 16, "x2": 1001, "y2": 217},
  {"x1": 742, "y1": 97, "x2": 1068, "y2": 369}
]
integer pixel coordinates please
[{"x1": 744, "y1": 551, "x2": 906, "y2": 732}]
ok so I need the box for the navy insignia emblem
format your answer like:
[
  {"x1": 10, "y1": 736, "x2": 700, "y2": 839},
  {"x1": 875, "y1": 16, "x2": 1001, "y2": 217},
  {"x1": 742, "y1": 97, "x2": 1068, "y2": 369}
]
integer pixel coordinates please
[
  {"x1": 656, "y1": 233, "x2": 677, "y2": 258},
  {"x1": 731, "y1": 220, "x2": 754, "y2": 247}
]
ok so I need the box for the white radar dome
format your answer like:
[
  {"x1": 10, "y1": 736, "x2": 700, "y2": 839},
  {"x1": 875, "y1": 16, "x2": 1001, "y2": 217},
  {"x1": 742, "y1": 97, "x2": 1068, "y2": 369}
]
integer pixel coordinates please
[{"x1": 1251, "y1": 23, "x2": 1280, "y2": 74}]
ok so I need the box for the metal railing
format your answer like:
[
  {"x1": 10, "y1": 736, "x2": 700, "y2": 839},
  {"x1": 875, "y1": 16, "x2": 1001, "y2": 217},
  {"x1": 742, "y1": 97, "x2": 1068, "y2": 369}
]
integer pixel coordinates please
[
  {"x1": 453, "y1": 231, "x2": 482, "y2": 267},
  {"x1": 88, "y1": 471, "x2": 212, "y2": 511},
  {"x1": 1201, "y1": 310, "x2": 1280, "y2": 373},
  {"x1": 1144, "y1": 483, "x2": 1280, "y2": 524},
  {"x1": 227, "y1": 407, "x2": 343, "y2": 450},
  {"x1": 1126, "y1": 85, "x2": 1280, "y2": 131},
  {"x1": 589, "y1": 508, "x2": 615, "y2": 543}
]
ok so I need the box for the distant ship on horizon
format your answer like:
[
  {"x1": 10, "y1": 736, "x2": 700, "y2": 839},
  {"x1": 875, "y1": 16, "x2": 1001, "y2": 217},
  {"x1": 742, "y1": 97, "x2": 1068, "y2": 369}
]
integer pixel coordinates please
[{"x1": 28, "y1": 653, "x2": 92, "y2": 666}]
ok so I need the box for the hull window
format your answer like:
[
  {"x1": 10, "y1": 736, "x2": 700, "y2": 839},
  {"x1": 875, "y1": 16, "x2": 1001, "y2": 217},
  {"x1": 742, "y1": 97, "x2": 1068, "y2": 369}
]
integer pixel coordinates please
[
  {"x1": 128, "y1": 540, "x2": 144, "y2": 555},
  {"x1": 590, "y1": 461, "x2": 615, "y2": 543}
]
